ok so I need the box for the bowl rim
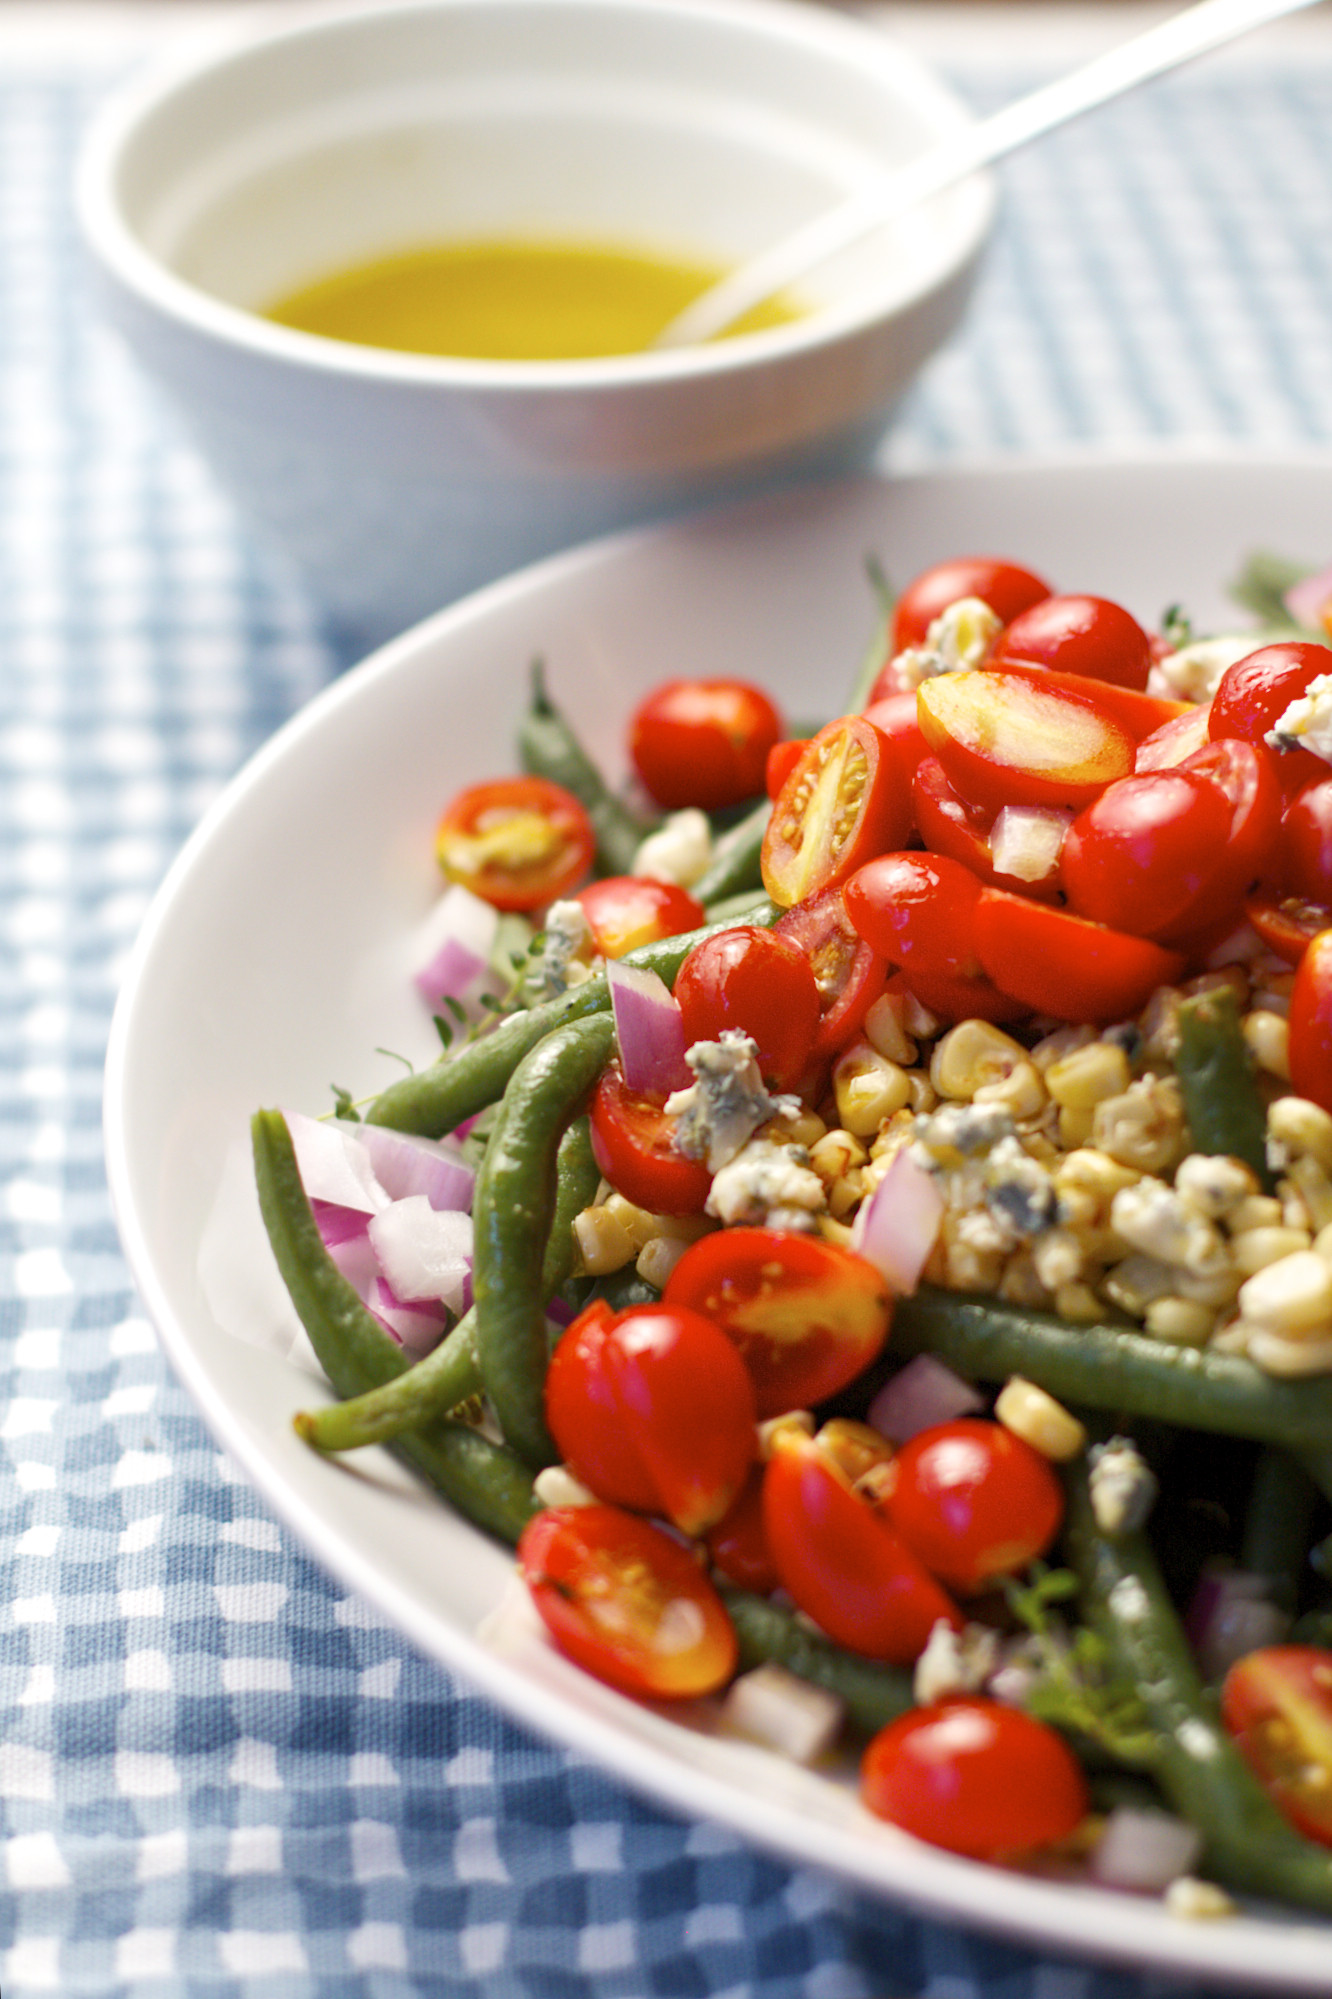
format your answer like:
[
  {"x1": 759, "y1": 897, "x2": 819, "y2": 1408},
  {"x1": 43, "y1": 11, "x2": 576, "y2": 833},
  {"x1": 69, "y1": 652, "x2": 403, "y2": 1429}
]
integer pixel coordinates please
[{"x1": 75, "y1": 0, "x2": 996, "y2": 393}]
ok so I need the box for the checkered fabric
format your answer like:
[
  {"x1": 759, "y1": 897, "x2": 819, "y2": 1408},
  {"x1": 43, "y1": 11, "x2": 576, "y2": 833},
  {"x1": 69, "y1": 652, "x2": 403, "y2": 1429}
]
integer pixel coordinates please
[{"x1": 3, "y1": 13, "x2": 1332, "y2": 1996}]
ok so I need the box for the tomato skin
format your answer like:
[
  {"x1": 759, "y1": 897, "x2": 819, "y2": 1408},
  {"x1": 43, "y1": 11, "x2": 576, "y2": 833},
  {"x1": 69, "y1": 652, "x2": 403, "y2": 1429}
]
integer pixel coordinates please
[
  {"x1": 1177, "y1": 737, "x2": 1284, "y2": 917},
  {"x1": 1246, "y1": 889, "x2": 1332, "y2": 964},
  {"x1": 917, "y1": 669, "x2": 1135, "y2": 815},
  {"x1": 761, "y1": 717, "x2": 913, "y2": 909},
  {"x1": 705, "y1": 1465, "x2": 780, "y2": 1594},
  {"x1": 861, "y1": 1699, "x2": 1089, "y2": 1859},
  {"x1": 973, "y1": 887, "x2": 1186, "y2": 1023},
  {"x1": 1209, "y1": 642, "x2": 1332, "y2": 796},
  {"x1": 863, "y1": 691, "x2": 929, "y2": 779},
  {"x1": 988, "y1": 659, "x2": 1189, "y2": 742},
  {"x1": 883, "y1": 964, "x2": 1031, "y2": 1029},
  {"x1": 435, "y1": 776, "x2": 595, "y2": 911},
  {"x1": 889, "y1": 556, "x2": 1051, "y2": 654},
  {"x1": 1290, "y1": 930, "x2": 1332, "y2": 1113},
  {"x1": 545, "y1": 1301, "x2": 756, "y2": 1536},
  {"x1": 1059, "y1": 769, "x2": 1236, "y2": 941},
  {"x1": 576, "y1": 875, "x2": 704, "y2": 958},
  {"x1": 766, "y1": 738, "x2": 809, "y2": 800},
  {"x1": 518, "y1": 1504, "x2": 738, "y2": 1700},
  {"x1": 589, "y1": 1060, "x2": 711, "y2": 1215},
  {"x1": 773, "y1": 885, "x2": 889, "y2": 1063},
  {"x1": 664, "y1": 1227, "x2": 892, "y2": 1417},
  {"x1": 1221, "y1": 1644, "x2": 1332, "y2": 1845},
  {"x1": 1135, "y1": 703, "x2": 1212, "y2": 772},
  {"x1": 844, "y1": 850, "x2": 984, "y2": 979},
  {"x1": 630, "y1": 677, "x2": 783, "y2": 810},
  {"x1": 673, "y1": 926, "x2": 821, "y2": 1091},
  {"x1": 1281, "y1": 776, "x2": 1332, "y2": 906},
  {"x1": 762, "y1": 1429, "x2": 961, "y2": 1663},
  {"x1": 879, "y1": 1419, "x2": 1065, "y2": 1595},
  {"x1": 989, "y1": 593, "x2": 1154, "y2": 691}
]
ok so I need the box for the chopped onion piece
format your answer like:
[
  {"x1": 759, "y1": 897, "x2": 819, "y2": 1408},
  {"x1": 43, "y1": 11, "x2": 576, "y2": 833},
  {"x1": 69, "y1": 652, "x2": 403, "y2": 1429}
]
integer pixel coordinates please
[
  {"x1": 1090, "y1": 1807, "x2": 1203, "y2": 1893},
  {"x1": 368, "y1": 1196, "x2": 473, "y2": 1311},
  {"x1": 326, "y1": 1230, "x2": 380, "y2": 1299},
  {"x1": 867, "y1": 1353, "x2": 985, "y2": 1444},
  {"x1": 411, "y1": 883, "x2": 500, "y2": 1010},
  {"x1": 354, "y1": 1122, "x2": 475, "y2": 1213},
  {"x1": 607, "y1": 957, "x2": 690, "y2": 1096},
  {"x1": 309, "y1": 1199, "x2": 371, "y2": 1248},
  {"x1": 285, "y1": 1109, "x2": 388, "y2": 1214},
  {"x1": 990, "y1": 803, "x2": 1071, "y2": 885},
  {"x1": 851, "y1": 1147, "x2": 944, "y2": 1295},
  {"x1": 368, "y1": 1278, "x2": 449, "y2": 1354},
  {"x1": 719, "y1": 1661, "x2": 844, "y2": 1764},
  {"x1": 1186, "y1": 1564, "x2": 1290, "y2": 1681}
]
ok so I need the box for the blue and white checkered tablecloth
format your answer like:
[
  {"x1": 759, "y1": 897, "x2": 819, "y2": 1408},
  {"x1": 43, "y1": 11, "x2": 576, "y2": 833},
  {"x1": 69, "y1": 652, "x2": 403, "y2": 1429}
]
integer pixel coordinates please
[{"x1": 5, "y1": 5, "x2": 1332, "y2": 1993}]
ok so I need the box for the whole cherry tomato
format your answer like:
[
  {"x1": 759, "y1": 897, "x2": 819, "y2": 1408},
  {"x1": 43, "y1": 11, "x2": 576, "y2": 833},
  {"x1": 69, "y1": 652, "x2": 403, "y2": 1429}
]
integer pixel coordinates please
[
  {"x1": 1060, "y1": 769, "x2": 1236, "y2": 941},
  {"x1": 844, "y1": 850, "x2": 984, "y2": 979},
  {"x1": 765, "y1": 738, "x2": 809, "y2": 800},
  {"x1": 917, "y1": 669, "x2": 1135, "y2": 815},
  {"x1": 761, "y1": 717, "x2": 913, "y2": 908},
  {"x1": 889, "y1": 556, "x2": 1051, "y2": 654},
  {"x1": 878, "y1": 1418, "x2": 1064, "y2": 1595},
  {"x1": 773, "y1": 885, "x2": 889, "y2": 1063},
  {"x1": 589, "y1": 1059, "x2": 711, "y2": 1215},
  {"x1": 1221, "y1": 1644, "x2": 1332, "y2": 1845},
  {"x1": 1209, "y1": 642, "x2": 1332, "y2": 797},
  {"x1": 861, "y1": 1699, "x2": 1089, "y2": 1858},
  {"x1": 575, "y1": 875, "x2": 704, "y2": 958},
  {"x1": 989, "y1": 593, "x2": 1154, "y2": 691},
  {"x1": 973, "y1": 887, "x2": 1185, "y2": 1023},
  {"x1": 673, "y1": 926, "x2": 821, "y2": 1091},
  {"x1": 1280, "y1": 776, "x2": 1332, "y2": 906},
  {"x1": 545, "y1": 1299, "x2": 756, "y2": 1536},
  {"x1": 435, "y1": 776, "x2": 594, "y2": 911},
  {"x1": 1289, "y1": 929, "x2": 1332, "y2": 1113},
  {"x1": 664, "y1": 1227, "x2": 892, "y2": 1417},
  {"x1": 629, "y1": 678, "x2": 783, "y2": 810},
  {"x1": 762, "y1": 1422, "x2": 961, "y2": 1663},
  {"x1": 519, "y1": 1504, "x2": 737, "y2": 1700}
]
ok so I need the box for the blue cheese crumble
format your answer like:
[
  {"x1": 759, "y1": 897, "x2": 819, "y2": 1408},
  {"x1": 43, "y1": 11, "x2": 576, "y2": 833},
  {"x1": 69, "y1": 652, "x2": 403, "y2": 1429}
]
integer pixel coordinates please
[
  {"x1": 531, "y1": 899, "x2": 596, "y2": 999},
  {"x1": 665, "y1": 1031, "x2": 799, "y2": 1173},
  {"x1": 706, "y1": 1138, "x2": 825, "y2": 1231},
  {"x1": 1266, "y1": 672, "x2": 1332, "y2": 766}
]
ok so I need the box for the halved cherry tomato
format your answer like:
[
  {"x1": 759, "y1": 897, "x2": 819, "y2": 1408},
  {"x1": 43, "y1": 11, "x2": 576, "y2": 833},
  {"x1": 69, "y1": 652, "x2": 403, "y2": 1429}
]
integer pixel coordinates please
[
  {"x1": 1290, "y1": 929, "x2": 1332, "y2": 1113},
  {"x1": 844, "y1": 851, "x2": 984, "y2": 979},
  {"x1": 989, "y1": 592, "x2": 1154, "y2": 691},
  {"x1": 765, "y1": 738, "x2": 809, "y2": 800},
  {"x1": 1280, "y1": 775, "x2": 1332, "y2": 906},
  {"x1": 889, "y1": 556, "x2": 1051, "y2": 654},
  {"x1": 762, "y1": 1423, "x2": 961, "y2": 1663},
  {"x1": 1221, "y1": 1644, "x2": 1332, "y2": 1845},
  {"x1": 1246, "y1": 889, "x2": 1331, "y2": 964},
  {"x1": 705, "y1": 1465, "x2": 780, "y2": 1594},
  {"x1": 435, "y1": 776, "x2": 594, "y2": 911},
  {"x1": 883, "y1": 964, "x2": 1031, "y2": 1029},
  {"x1": 761, "y1": 717, "x2": 912, "y2": 908},
  {"x1": 987, "y1": 659, "x2": 1189, "y2": 741},
  {"x1": 544, "y1": 1299, "x2": 756, "y2": 1535},
  {"x1": 863, "y1": 691, "x2": 929, "y2": 777},
  {"x1": 576, "y1": 875, "x2": 704, "y2": 958},
  {"x1": 1209, "y1": 641, "x2": 1332, "y2": 797},
  {"x1": 629, "y1": 677, "x2": 783, "y2": 810},
  {"x1": 973, "y1": 887, "x2": 1186, "y2": 1023},
  {"x1": 518, "y1": 1504, "x2": 737, "y2": 1700},
  {"x1": 673, "y1": 926, "x2": 821, "y2": 1091},
  {"x1": 1172, "y1": 737, "x2": 1284, "y2": 933},
  {"x1": 1135, "y1": 702, "x2": 1212, "y2": 771},
  {"x1": 861, "y1": 1699, "x2": 1089, "y2": 1859},
  {"x1": 911, "y1": 755, "x2": 996, "y2": 878},
  {"x1": 917, "y1": 670, "x2": 1135, "y2": 814},
  {"x1": 589, "y1": 1059, "x2": 711, "y2": 1215},
  {"x1": 664, "y1": 1227, "x2": 892, "y2": 1417},
  {"x1": 1060, "y1": 769, "x2": 1237, "y2": 941},
  {"x1": 773, "y1": 885, "x2": 889, "y2": 1063},
  {"x1": 878, "y1": 1418, "x2": 1064, "y2": 1595}
]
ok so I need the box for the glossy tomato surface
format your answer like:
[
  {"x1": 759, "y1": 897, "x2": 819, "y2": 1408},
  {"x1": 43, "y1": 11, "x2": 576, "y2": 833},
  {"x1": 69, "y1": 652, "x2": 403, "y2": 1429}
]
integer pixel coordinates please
[
  {"x1": 704, "y1": 1465, "x2": 780, "y2": 1594},
  {"x1": 519, "y1": 1504, "x2": 737, "y2": 1700},
  {"x1": 589, "y1": 1060, "x2": 711, "y2": 1215},
  {"x1": 1221, "y1": 1644, "x2": 1332, "y2": 1845},
  {"x1": 664, "y1": 1227, "x2": 892, "y2": 1417},
  {"x1": 1060, "y1": 769, "x2": 1236, "y2": 940},
  {"x1": 761, "y1": 717, "x2": 912, "y2": 908},
  {"x1": 576, "y1": 875, "x2": 703, "y2": 957},
  {"x1": 1281, "y1": 776, "x2": 1332, "y2": 905},
  {"x1": 988, "y1": 593, "x2": 1154, "y2": 691},
  {"x1": 844, "y1": 850, "x2": 983, "y2": 979},
  {"x1": 629, "y1": 677, "x2": 782, "y2": 810},
  {"x1": 435, "y1": 776, "x2": 594, "y2": 911},
  {"x1": 879, "y1": 1418, "x2": 1064, "y2": 1594},
  {"x1": 1209, "y1": 642, "x2": 1332, "y2": 797},
  {"x1": 1290, "y1": 929, "x2": 1332, "y2": 1112},
  {"x1": 889, "y1": 556, "x2": 1051, "y2": 653},
  {"x1": 673, "y1": 926, "x2": 820, "y2": 1091},
  {"x1": 861, "y1": 1699, "x2": 1089, "y2": 1858},
  {"x1": 918, "y1": 670, "x2": 1135, "y2": 814},
  {"x1": 973, "y1": 887, "x2": 1185, "y2": 1023},
  {"x1": 772, "y1": 885, "x2": 889, "y2": 1063}
]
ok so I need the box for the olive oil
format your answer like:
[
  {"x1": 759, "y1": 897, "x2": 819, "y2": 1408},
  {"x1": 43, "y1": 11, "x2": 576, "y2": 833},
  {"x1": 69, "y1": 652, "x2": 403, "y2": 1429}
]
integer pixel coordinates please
[{"x1": 265, "y1": 238, "x2": 800, "y2": 359}]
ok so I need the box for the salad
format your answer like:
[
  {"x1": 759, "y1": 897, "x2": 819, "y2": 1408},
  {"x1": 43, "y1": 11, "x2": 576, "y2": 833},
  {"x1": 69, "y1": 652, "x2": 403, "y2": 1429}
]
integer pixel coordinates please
[{"x1": 251, "y1": 545, "x2": 1332, "y2": 1918}]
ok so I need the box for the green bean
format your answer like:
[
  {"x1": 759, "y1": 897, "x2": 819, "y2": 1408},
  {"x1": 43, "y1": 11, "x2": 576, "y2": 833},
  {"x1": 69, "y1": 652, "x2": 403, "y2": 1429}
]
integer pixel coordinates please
[
  {"x1": 365, "y1": 902, "x2": 776, "y2": 1138},
  {"x1": 1174, "y1": 985, "x2": 1273, "y2": 1190},
  {"x1": 251, "y1": 1109, "x2": 538, "y2": 1544},
  {"x1": 1062, "y1": 1460, "x2": 1332, "y2": 1914},
  {"x1": 471, "y1": 1012, "x2": 616, "y2": 1467},
  {"x1": 844, "y1": 556, "x2": 896, "y2": 712},
  {"x1": 518, "y1": 658, "x2": 653, "y2": 875},
  {"x1": 891, "y1": 1286, "x2": 1332, "y2": 1452},
  {"x1": 720, "y1": 1587, "x2": 914, "y2": 1738},
  {"x1": 1240, "y1": 1446, "x2": 1319, "y2": 1612},
  {"x1": 690, "y1": 797, "x2": 771, "y2": 907}
]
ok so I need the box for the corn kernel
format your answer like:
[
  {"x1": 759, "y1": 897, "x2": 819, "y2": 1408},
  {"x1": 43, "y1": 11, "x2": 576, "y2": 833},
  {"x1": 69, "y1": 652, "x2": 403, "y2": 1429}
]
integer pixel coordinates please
[
  {"x1": 995, "y1": 1376, "x2": 1088, "y2": 1460},
  {"x1": 907, "y1": 1072, "x2": 939, "y2": 1114},
  {"x1": 1227, "y1": 1194, "x2": 1285, "y2": 1235},
  {"x1": 1247, "y1": 1328, "x2": 1332, "y2": 1377},
  {"x1": 1144, "y1": 1296, "x2": 1217, "y2": 1345},
  {"x1": 1055, "y1": 1148, "x2": 1142, "y2": 1215},
  {"x1": 759, "y1": 1411, "x2": 815, "y2": 1457},
  {"x1": 572, "y1": 1205, "x2": 636, "y2": 1275},
  {"x1": 1243, "y1": 1008, "x2": 1290, "y2": 1081},
  {"x1": 1057, "y1": 1103, "x2": 1097, "y2": 1149},
  {"x1": 1092, "y1": 1077, "x2": 1186, "y2": 1175},
  {"x1": 1285, "y1": 1157, "x2": 1332, "y2": 1231},
  {"x1": 1231, "y1": 1225, "x2": 1313, "y2": 1277},
  {"x1": 808, "y1": 1129, "x2": 868, "y2": 1184},
  {"x1": 930, "y1": 1019, "x2": 1031, "y2": 1103},
  {"x1": 1045, "y1": 1040, "x2": 1132, "y2": 1112},
  {"x1": 1029, "y1": 1023, "x2": 1097, "y2": 1072},
  {"x1": 862, "y1": 992, "x2": 918, "y2": 1067},
  {"x1": 833, "y1": 1044, "x2": 913, "y2": 1136},
  {"x1": 1269, "y1": 1096, "x2": 1332, "y2": 1175},
  {"x1": 1055, "y1": 1281, "x2": 1105, "y2": 1323},
  {"x1": 781, "y1": 1108, "x2": 829, "y2": 1149},
  {"x1": 1238, "y1": 1250, "x2": 1332, "y2": 1334},
  {"x1": 636, "y1": 1235, "x2": 690, "y2": 1290},
  {"x1": 604, "y1": 1192, "x2": 660, "y2": 1253},
  {"x1": 1173, "y1": 1153, "x2": 1260, "y2": 1220},
  {"x1": 827, "y1": 1170, "x2": 866, "y2": 1221}
]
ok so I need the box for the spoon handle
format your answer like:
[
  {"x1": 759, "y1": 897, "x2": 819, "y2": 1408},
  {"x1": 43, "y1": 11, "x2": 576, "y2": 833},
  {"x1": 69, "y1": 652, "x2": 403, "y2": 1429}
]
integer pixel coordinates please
[{"x1": 656, "y1": 0, "x2": 1323, "y2": 348}]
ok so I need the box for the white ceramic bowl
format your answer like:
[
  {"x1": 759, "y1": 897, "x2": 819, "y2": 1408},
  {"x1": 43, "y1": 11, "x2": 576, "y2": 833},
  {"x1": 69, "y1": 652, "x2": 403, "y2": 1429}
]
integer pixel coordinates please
[{"x1": 77, "y1": 0, "x2": 994, "y2": 648}]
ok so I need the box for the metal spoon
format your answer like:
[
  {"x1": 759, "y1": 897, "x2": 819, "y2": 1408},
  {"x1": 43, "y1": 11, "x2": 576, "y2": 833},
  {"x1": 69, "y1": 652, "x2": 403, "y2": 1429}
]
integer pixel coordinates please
[{"x1": 655, "y1": 0, "x2": 1324, "y2": 349}]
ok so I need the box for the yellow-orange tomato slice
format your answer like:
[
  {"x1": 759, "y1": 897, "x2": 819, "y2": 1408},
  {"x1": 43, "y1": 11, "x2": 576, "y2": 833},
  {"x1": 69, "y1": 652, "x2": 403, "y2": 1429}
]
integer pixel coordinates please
[{"x1": 917, "y1": 669, "x2": 1134, "y2": 814}]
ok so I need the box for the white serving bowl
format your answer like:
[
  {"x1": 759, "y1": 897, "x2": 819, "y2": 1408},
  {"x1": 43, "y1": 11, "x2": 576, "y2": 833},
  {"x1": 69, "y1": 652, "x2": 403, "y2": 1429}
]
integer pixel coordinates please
[{"x1": 76, "y1": 0, "x2": 994, "y2": 648}]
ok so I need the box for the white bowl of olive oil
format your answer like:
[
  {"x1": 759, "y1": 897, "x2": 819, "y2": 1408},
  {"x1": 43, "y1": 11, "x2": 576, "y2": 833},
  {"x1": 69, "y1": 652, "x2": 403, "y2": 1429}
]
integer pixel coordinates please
[{"x1": 78, "y1": 0, "x2": 994, "y2": 649}]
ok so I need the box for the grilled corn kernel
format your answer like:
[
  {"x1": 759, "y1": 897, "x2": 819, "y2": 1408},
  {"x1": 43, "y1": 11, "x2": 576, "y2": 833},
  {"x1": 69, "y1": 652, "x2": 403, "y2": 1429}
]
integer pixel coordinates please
[
  {"x1": 862, "y1": 992, "x2": 918, "y2": 1067},
  {"x1": 1057, "y1": 1103, "x2": 1097, "y2": 1149},
  {"x1": 1092, "y1": 1076, "x2": 1187, "y2": 1175},
  {"x1": 781, "y1": 1108, "x2": 829, "y2": 1149},
  {"x1": 572, "y1": 1205, "x2": 636, "y2": 1274},
  {"x1": 995, "y1": 1377, "x2": 1088, "y2": 1460},
  {"x1": 636, "y1": 1235, "x2": 690, "y2": 1290},
  {"x1": 1173, "y1": 1153, "x2": 1261, "y2": 1220},
  {"x1": 816, "y1": 1213, "x2": 857, "y2": 1249},
  {"x1": 604, "y1": 1192, "x2": 660, "y2": 1253},
  {"x1": 1045, "y1": 1040, "x2": 1132, "y2": 1112},
  {"x1": 1285, "y1": 1158, "x2": 1332, "y2": 1232},
  {"x1": 1227, "y1": 1194, "x2": 1285, "y2": 1235},
  {"x1": 1238, "y1": 1249, "x2": 1332, "y2": 1333},
  {"x1": 1247, "y1": 1328, "x2": 1332, "y2": 1377},
  {"x1": 930, "y1": 1019, "x2": 1030, "y2": 1103},
  {"x1": 907, "y1": 1072, "x2": 939, "y2": 1114},
  {"x1": 832, "y1": 1043, "x2": 913, "y2": 1136},
  {"x1": 1230, "y1": 1225, "x2": 1313, "y2": 1277},
  {"x1": 1269, "y1": 1096, "x2": 1332, "y2": 1175},
  {"x1": 808, "y1": 1129, "x2": 868, "y2": 1184},
  {"x1": 1055, "y1": 1148, "x2": 1142, "y2": 1217},
  {"x1": 1243, "y1": 1008, "x2": 1291, "y2": 1081},
  {"x1": 1144, "y1": 1296, "x2": 1217, "y2": 1345},
  {"x1": 1055, "y1": 1281, "x2": 1105, "y2": 1323},
  {"x1": 1029, "y1": 1023, "x2": 1098, "y2": 1072},
  {"x1": 759, "y1": 1410, "x2": 815, "y2": 1457}
]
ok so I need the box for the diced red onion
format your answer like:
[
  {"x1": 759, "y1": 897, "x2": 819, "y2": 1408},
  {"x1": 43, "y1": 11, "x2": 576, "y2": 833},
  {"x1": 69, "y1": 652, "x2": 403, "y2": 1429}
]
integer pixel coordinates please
[
  {"x1": 990, "y1": 804, "x2": 1071, "y2": 886},
  {"x1": 1089, "y1": 1807, "x2": 1203, "y2": 1893},
  {"x1": 326, "y1": 1230, "x2": 380, "y2": 1298},
  {"x1": 410, "y1": 883, "x2": 500, "y2": 1010},
  {"x1": 1186, "y1": 1564, "x2": 1290, "y2": 1680},
  {"x1": 286, "y1": 1109, "x2": 387, "y2": 1214},
  {"x1": 1286, "y1": 562, "x2": 1332, "y2": 634},
  {"x1": 867, "y1": 1353, "x2": 985, "y2": 1444},
  {"x1": 309, "y1": 1199, "x2": 373, "y2": 1248},
  {"x1": 354, "y1": 1122, "x2": 475, "y2": 1213},
  {"x1": 367, "y1": 1196, "x2": 473, "y2": 1312},
  {"x1": 368, "y1": 1277, "x2": 450, "y2": 1354},
  {"x1": 607, "y1": 957, "x2": 691, "y2": 1096},
  {"x1": 851, "y1": 1147, "x2": 944, "y2": 1295}
]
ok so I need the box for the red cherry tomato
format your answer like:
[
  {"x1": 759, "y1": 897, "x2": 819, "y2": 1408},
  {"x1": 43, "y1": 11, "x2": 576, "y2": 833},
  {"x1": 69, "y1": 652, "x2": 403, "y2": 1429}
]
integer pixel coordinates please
[
  {"x1": 863, "y1": 691, "x2": 929, "y2": 777},
  {"x1": 1290, "y1": 929, "x2": 1332, "y2": 1113},
  {"x1": 518, "y1": 1504, "x2": 737, "y2": 1700},
  {"x1": 589, "y1": 1059, "x2": 711, "y2": 1215},
  {"x1": 629, "y1": 677, "x2": 783, "y2": 810},
  {"x1": 973, "y1": 887, "x2": 1186, "y2": 1023},
  {"x1": 911, "y1": 755, "x2": 998, "y2": 880},
  {"x1": 861, "y1": 1699, "x2": 1089, "y2": 1859},
  {"x1": 705, "y1": 1465, "x2": 780, "y2": 1594},
  {"x1": 1221, "y1": 1644, "x2": 1332, "y2": 1845},
  {"x1": 765, "y1": 738, "x2": 809, "y2": 800},
  {"x1": 917, "y1": 670, "x2": 1135, "y2": 815},
  {"x1": 844, "y1": 850, "x2": 984, "y2": 979},
  {"x1": 664, "y1": 1227, "x2": 892, "y2": 1417},
  {"x1": 879, "y1": 1418, "x2": 1065, "y2": 1595},
  {"x1": 989, "y1": 593, "x2": 1154, "y2": 691},
  {"x1": 1281, "y1": 776, "x2": 1332, "y2": 905},
  {"x1": 883, "y1": 964, "x2": 1031, "y2": 1029},
  {"x1": 1135, "y1": 703, "x2": 1212, "y2": 772},
  {"x1": 761, "y1": 717, "x2": 913, "y2": 909},
  {"x1": 1245, "y1": 890, "x2": 1331, "y2": 965},
  {"x1": 435, "y1": 776, "x2": 594, "y2": 912},
  {"x1": 575, "y1": 875, "x2": 704, "y2": 958},
  {"x1": 1209, "y1": 642, "x2": 1332, "y2": 797},
  {"x1": 545, "y1": 1300, "x2": 756, "y2": 1536},
  {"x1": 673, "y1": 926, "x2": 821, "y2": 1091},
  {"x1": 1059, "y1": 769, "x2": 1236, "y2": 941},
  {"x1": 890, "y1": 556, "x2": 1051, "y2": 654},
  {"x1": 772, "y1": 885, "x2": 889, "y2": 1063},
  {"x1": 762, "y1": 1424, "x2": 961, "y2": 1663}
]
